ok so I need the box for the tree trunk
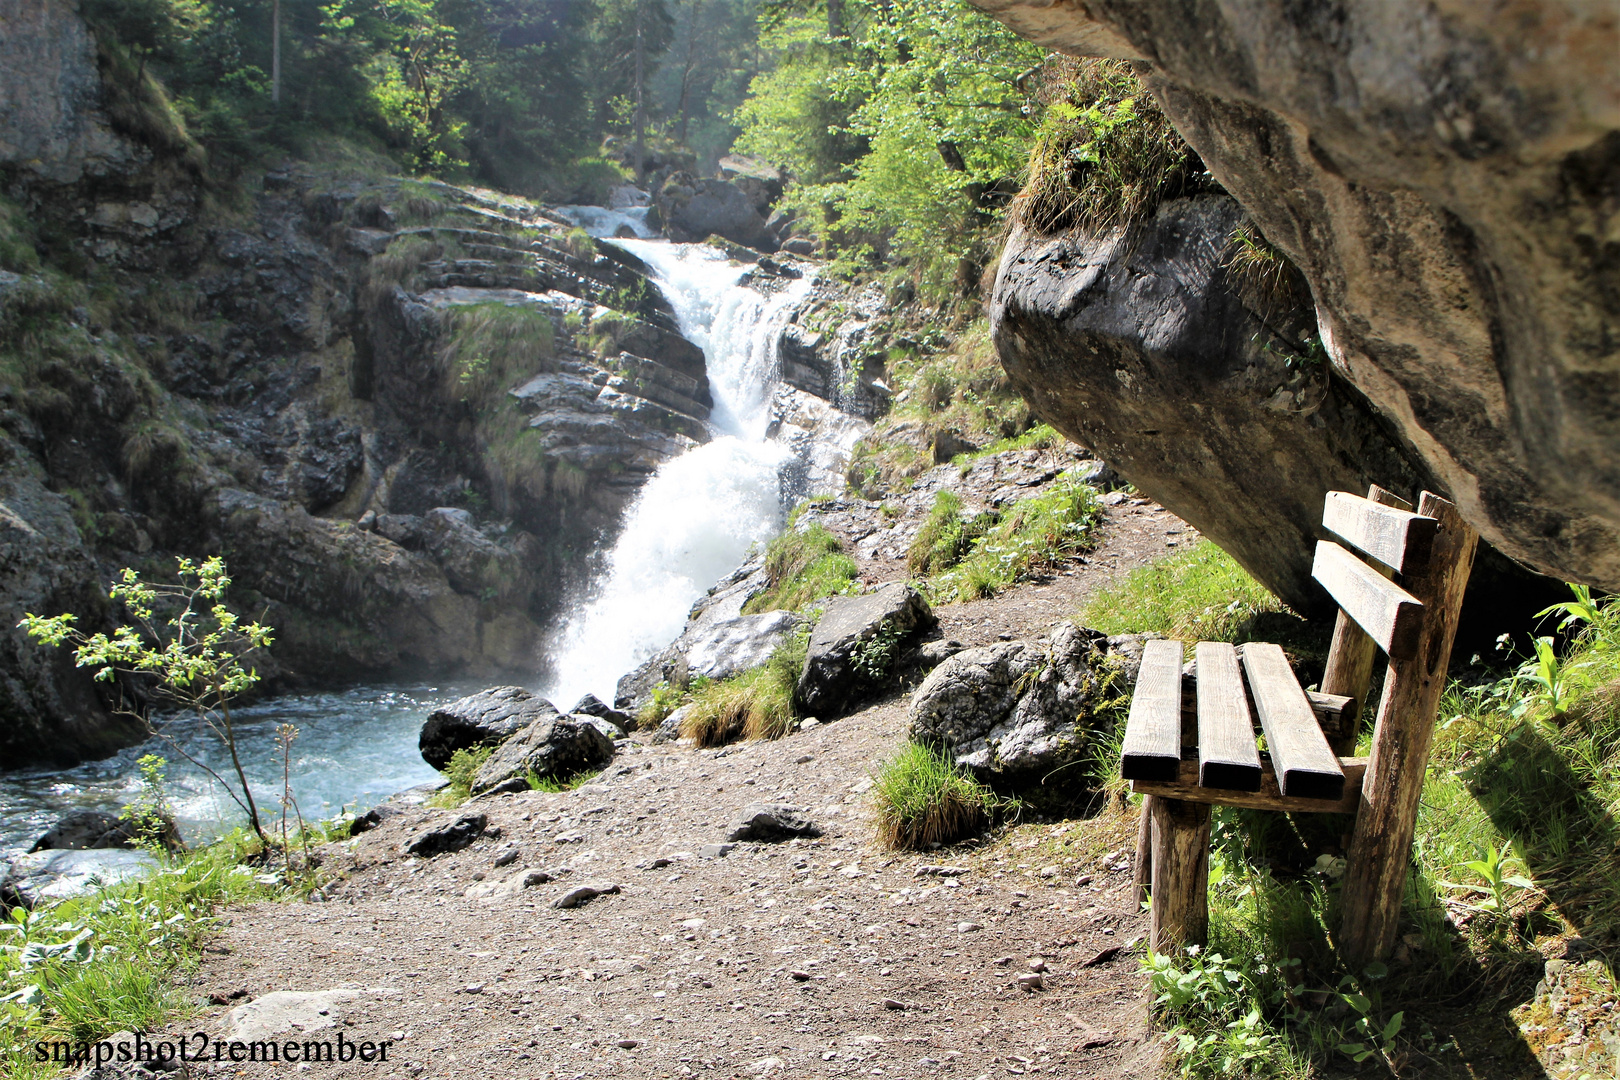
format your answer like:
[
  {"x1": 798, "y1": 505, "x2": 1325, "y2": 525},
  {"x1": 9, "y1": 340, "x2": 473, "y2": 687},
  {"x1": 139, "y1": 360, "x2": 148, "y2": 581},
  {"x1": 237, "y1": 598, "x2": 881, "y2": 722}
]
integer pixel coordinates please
[
  {"x1": 675, "y1": 0, "x2": 703, "y2": 146},
  {"x1": 827, "y1": 0, "x2": 844, "y2": 39},
  {"x1": 632, "y1": 0, "x2": 646, "y2": 183}
]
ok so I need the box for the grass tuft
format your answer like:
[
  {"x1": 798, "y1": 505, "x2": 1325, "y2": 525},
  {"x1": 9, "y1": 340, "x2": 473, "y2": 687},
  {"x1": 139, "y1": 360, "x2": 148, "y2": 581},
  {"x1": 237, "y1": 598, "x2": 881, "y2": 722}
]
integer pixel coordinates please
[
  {"x1": 679, "y1": 632, "x2": 807, "y2": 747},
  {"x1": 429, "y1": 745, "x2": 493, "y2": 807},
  {"x1": 871, "y1": 741, "x2": 1003, "y2": 850},
  {"x1": 741, "y1": 524, "x2": 859, "y2": 615}
]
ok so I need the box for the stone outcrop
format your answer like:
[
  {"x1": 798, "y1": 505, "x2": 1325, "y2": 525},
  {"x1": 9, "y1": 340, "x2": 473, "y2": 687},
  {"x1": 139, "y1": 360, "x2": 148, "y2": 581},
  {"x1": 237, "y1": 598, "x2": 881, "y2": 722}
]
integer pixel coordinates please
[
  {"x1": 970, "y1": 0, "x2": 1620, "y2": 591},
  {"x1": 29, "y1": 807, "x2": 181, "y2": 853},
  {"x1": 655, "y1": 173, "x2": 778, "y2": 252},
  {"x1": 418, "y1": 686, "x2": 557, "y2": 770},
  {"x1": 908, "y1": 623, "x2": 1127, "y2": 781},
  {"x1": 992, "y1": 197, "x2": 1430, "y2": 613},
  {"x1": 0, "y1": 848, "x2": 159, "y2": 908},
  {"x1": 470, "y1": 714, "x2": 617, "y2": 795},
  {"x1": 798, "y1": 583, "x2": 936, "y2": 717}
]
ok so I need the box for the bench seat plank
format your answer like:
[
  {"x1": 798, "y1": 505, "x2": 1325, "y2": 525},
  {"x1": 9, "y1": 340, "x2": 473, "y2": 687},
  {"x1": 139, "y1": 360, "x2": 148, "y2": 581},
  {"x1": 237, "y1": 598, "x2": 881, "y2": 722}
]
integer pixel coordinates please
[
  {"x1": 1311, "y1": 541, "x2": 1426, "y2": 659},
  {"x1": 1131, "y1": 757, "x2": 1367, "y2": 815},
  {"x1": 1323, "y1": 491, "x2": 1437, "y2": 574},
  {"x1": 1196, "y1": 642, "x2": 1262, "y2": 791},
  {"x1": 1241, "y1": 642, "x2": 1346, "y2": 800},
  {"x1": 1120, "y1": 639, "x2": 1184, "y2": 782}
]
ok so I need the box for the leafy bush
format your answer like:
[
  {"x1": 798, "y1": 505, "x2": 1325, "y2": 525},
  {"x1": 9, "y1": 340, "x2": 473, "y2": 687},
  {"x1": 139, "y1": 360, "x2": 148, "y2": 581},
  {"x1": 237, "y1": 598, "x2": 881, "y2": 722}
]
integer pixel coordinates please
[
  {"x1": 871, "y1": 741, "x2": 1003, "y2": 850},
  {"x1": 741, "y1": 524, "x2": 859, "y2": 615}
]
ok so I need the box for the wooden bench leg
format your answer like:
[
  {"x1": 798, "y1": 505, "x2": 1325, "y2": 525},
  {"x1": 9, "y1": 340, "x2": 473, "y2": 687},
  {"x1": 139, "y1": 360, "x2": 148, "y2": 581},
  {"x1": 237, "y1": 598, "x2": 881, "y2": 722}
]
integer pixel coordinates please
[
  {"x1": 1150, "y1": 796, "x2": 1211, "y2": 954},
  {"x1": 1133, "y1": 795, "x2": 1154, "y2": 910}
]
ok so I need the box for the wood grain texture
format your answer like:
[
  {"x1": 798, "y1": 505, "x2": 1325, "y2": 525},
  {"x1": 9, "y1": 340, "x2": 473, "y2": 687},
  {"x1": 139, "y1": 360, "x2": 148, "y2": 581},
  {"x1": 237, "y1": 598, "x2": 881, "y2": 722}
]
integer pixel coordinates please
[
  {"x1": 1120, "y1": 639, "x2": 1184, "y2": 782},
  {"x1": 1241, "y1": 642, "x2": 1345, "y2": 800},
  {"x1": 1150, "y1": 797, "x2": 1211, "y2": 952},
  {"x1": 1133, "y1": 795, "x2": 1154, "y2": 909},
  {"x1": 1323, "y1": 490, "x2": 1437, "y2": 573},
  {"x1": 1132, "y1": 757, "x2": 1367, "y2": 814},
  {"x1": 1312, "y1": 541, "x2": 1426, "y2": 659},
  {"x1": 1339, "y1": 492, "x2": 1479, "y2": 968},
  {"x1": 1196, "y1": 641, "x2": 1262, "y2": 791},
  {"x1": 1321, "y1": 486, "x2": 1411, "y2": 753}
]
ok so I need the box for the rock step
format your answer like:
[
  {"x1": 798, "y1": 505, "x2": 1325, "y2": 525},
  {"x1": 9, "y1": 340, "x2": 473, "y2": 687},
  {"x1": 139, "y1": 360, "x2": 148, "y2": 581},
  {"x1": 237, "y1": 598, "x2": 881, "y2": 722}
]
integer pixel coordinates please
[
  {"x1": 603, "y1": 371, "x2": 711, "y2": 421},
  {"x1": 610, "y1": 352, "x2": 713, "y2": 409}
]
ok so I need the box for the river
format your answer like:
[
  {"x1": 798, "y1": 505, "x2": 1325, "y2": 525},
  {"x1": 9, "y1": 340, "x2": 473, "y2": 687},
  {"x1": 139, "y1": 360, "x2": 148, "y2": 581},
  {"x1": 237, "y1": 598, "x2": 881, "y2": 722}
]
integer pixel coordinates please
[{"x1": 0, "y1": 221, "x2": 819, "y2": 857}]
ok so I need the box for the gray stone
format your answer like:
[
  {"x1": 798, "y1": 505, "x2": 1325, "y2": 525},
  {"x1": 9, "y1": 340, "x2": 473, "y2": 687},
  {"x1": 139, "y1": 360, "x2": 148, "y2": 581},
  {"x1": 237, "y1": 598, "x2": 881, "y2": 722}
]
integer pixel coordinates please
[
  {"x1": 969, "y1": 0, "x2": 1620, "y2": 593},
  {"x1": 908, "y1": 623, "x2": 1123, "y2": 780},
  {"x1": 726, "y1": 804, "x2": 821, "y2": 843},
  {"x1": 1, "y1": 849, "x2": 160, "y2": 908},
  {"x1": 797, "y1": 583, "x2": 936, "y2": 717},
  {"x1": 465, "y1": 868, "x2": 553, "y2": 901},
  {"x1": 402, "y1": 813, "x2": 486, "y2": 858},
  {"x1": 569, "y1": 693, "x2": 634, "y2": 732},
  {"x1": 656, "y1": 174, "x2": 778, "y2": 251},
  {"x1": 222, "y1": 988, "x2": 401, "y2": 1042},
  {"x1": 470, "y1": 716, "x2": 615, "y2": 794},
  {"x1": 29, "y1": 808, "x2": 180, "y2": 854},
  {"x1": 699, "y1": 843, "x2": 736, "y2": 859},
  {"x1": 684, "y1": 610, "x2": 804, "y2": 682},
  {"x1": 553, "y1": 881, "x2": 620, "y2": 909},
  {"x1": 419, "y1": 687, "x2": 558, "y2": 770}
]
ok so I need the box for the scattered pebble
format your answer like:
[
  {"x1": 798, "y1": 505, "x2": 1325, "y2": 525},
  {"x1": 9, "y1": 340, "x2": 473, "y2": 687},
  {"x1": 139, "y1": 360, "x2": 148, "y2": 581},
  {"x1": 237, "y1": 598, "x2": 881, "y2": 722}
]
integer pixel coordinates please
[
  {"x1": 1016, "y1": 973, "x2": 1043, "y2": 991},
  {"x1": 957, "y1": 922, "x2": 982, "y2": 933}
]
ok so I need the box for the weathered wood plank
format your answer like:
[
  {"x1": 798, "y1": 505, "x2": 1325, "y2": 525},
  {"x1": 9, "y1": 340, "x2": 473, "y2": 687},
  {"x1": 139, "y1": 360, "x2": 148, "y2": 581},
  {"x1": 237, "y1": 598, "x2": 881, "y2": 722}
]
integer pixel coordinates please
[
  {"x1": 1133, "y1": 795, "x2": 1154, "y2": 909},
  {"x1": 1196, "y1": 642, "x2": 1262, "y2": 792},
  {"x1": 1241, "y1": 642, "x2": 1346, "y2": 800},
  {"x1": 1322, "y1": 490, "x2": 1437, "y2": 573},
  {"x1": 1121, "y1": 639, "x2": 1184, "y2": 782},
  {"x1": 1339, "y1": 492, "x2": 1479, "y2": 968},
  {"x1": 1320, "y1": 486, "x2": 1411, "y2": 755},
  {"x1": 1307, "y1": 691, "x2": 1353, "y2": 732},
  {"x1": 1150, "y1": 797, "x2": 1211, "y2": 953},
  {"x1": 1132, "y1": 757, "x2": 1367, "y2": 814},
  {"x1": 1312, "y1": 541, "x2": 1426, "y2": 659}
]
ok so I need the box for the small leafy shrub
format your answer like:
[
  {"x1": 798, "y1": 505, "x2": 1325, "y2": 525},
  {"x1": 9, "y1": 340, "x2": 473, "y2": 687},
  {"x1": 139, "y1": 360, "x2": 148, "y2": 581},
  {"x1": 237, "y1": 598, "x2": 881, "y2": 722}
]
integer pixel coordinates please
[
  {"x1": 871, "y1": 742, "x2": 1003, "y2": 850},
  {"x1": 741, "y1": 524, "x2": 859, "y2": 615},
  {"x1": 431, "y1": 745, "x2": 494, "y2": 807},
  {"x1": 1145, "y1": 946, "x2": 1288, "y2": 1077},
  {"x1": 850, "y1": 619, "x2": 905, "y2": 682},
  {"x1": 637, "y1": 680, "x2": 685, "y2": 729}
]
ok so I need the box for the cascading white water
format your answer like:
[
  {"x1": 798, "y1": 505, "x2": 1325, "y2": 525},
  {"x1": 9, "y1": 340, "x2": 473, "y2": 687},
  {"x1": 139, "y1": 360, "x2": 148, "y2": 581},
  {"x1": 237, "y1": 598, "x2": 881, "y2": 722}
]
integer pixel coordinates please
[{"x1": 539, "y1": 242, "x2": 812, "y2": 707}]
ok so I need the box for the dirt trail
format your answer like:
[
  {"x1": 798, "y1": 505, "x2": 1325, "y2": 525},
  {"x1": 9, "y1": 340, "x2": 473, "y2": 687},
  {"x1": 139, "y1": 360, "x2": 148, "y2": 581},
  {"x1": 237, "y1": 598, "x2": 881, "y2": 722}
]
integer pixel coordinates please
[{"x1": 180, "y1": 495, "x2": 1195, "y2": 1080}]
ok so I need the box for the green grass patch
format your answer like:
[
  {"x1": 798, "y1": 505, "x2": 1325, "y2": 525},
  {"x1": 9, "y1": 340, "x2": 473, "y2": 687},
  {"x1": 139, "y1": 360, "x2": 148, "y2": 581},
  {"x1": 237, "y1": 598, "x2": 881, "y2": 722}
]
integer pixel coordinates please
[
  {"x1": 428, "y1": 744, "x2": 493, "y2": 807},
  {"x1": 679, "y1": 632, "x2": 807, "y2": 748},
  {"x1": 741, "y1": 525, "x2": 859, "y2": 615},
  {"x1": 870, "y1": 741, "x2": 1006, "y2": 850},
  {"x1": 527, "y1": 769, "x2": 601, "y2": 793},
  {"x1": 1081, "y1": 540, "x2": 1287, "y2": 642},
  {"x1": 0, "y1": 832, "x2": 302, "y2": 1075},
  {"x1": 907, "y1": 490, "x2": 996, "y2": 576},
  {"x1": 926, "y1": 478, "x2": 1102, "y2": 603}
]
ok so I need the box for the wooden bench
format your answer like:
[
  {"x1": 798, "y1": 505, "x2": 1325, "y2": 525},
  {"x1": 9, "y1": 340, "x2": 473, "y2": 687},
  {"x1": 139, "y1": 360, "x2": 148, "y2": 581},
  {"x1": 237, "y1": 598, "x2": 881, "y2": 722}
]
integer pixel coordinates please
[{"x1": 1123, "y1": 486, "x2": 1478, "y2": 967}]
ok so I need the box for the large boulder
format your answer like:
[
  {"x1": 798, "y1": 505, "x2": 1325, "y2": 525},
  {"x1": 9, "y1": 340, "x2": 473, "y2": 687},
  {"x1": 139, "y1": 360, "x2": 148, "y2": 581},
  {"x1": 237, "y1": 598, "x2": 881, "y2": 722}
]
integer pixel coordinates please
[
  {"x1": 1, "y1": 849, "x2": 159, "y2": 908},
  {"x1": 797, "y1": 583, "x2": 936, "y2": 717},
  {"x1": 656, "y1": 173, "x2": 779, "y2": 252},
  {"x1": 992, "y1": 197, "x2": 1427, "y2": 614},
  {"x1": 968, "y1": 0, "x2": 1620, "y2": 592},
  {"x1": 419, "y1": 686, "x2": 558, "y2": 770},
  {"x1": 30, "y1": 808, "x2": 182, "y2": 853},
  {"x1": 470, "y1": 715, "x2": 616, "y2": 795},
  {"x1": 909, "y1": 623, "x2": 1126, "y2": 781}
]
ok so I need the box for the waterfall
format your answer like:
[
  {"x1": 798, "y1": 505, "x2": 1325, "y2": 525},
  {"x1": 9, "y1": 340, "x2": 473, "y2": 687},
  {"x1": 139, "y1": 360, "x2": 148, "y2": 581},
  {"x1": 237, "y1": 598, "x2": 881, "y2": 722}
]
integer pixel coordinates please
[{"x1": 539, "y1": 241, "x2": 812, "y2": 708}]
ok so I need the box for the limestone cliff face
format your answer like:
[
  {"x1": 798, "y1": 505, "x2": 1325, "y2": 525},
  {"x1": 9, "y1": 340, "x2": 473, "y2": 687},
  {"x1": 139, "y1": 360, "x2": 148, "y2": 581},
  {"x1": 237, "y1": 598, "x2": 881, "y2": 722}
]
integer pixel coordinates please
[{"x1": 971, "y1": 0, "x2": 1620, "y2": 589}]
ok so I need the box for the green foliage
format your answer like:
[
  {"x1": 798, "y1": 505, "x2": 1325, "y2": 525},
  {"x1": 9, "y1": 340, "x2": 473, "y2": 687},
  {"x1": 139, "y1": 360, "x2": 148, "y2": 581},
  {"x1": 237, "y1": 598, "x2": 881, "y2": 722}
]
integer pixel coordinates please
[
  {"x1": 1145, "y1": 947, "x2": 1289, "y2": 1076},
  {"x1": 926, "y1": 479, "x2": 1101, "y2": 603},
  {"x1": 1224, "y1": 221, "x2": 1306, "y2": 319},
  {"x1": 906, "y1": 490, "x2": 992, "y2": 575},
  {"x1": 440, "y1": 301, "x2": 556, "y2": 404},
  {"x1": 430, "y1": 744, "x2": 494, "y2": 807},
  {"x1": 679, "y1": 631, "x2": 806, "y2": 746},
  {"x1": 741, "y1": 524, "x2": 859, "y2": 614},
  {"x1": 1080, "y1": 540, "x2": 1287, "y2": 642},
  {"x1": 1011, "y1": 56, "x2": 1193, "y2": 236},
  {"x1": 527, "y1": 768, "x2": 601, "y2": 793},
  {"x1": 849, "y1": 618, "x2": 903, "y2": 682},
  {"x1": 638, "y1": 680, "x2": 685, "y2": 728},
  {"x1": 119, "y1": 754, "x2": 179, "y2": 854},
  {"x1": 0, "y1": 831, "x2": 300, "y2": 1070},
  {"x1": 0, "y1": 198, "x2": 40, "y2": 273},
  {"x1": 736, "y1": 0, "x2": 1044, "y2": 303},
  {"x1": 22, "y1": 557, "x2": 276, "y2": 843},
  {"x1": 870, "y1": 741, "x2": 1003, "y2": 850}
]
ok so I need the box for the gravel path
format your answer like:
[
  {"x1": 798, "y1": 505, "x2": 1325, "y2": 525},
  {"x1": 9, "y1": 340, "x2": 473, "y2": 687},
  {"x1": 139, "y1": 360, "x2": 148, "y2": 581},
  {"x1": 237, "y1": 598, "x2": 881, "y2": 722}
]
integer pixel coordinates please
[{"x1": 177, "y1": 488, "x2": 1194, "y2": 1080}]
